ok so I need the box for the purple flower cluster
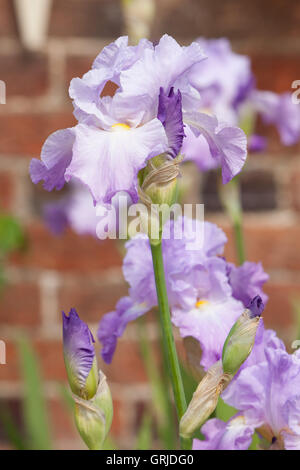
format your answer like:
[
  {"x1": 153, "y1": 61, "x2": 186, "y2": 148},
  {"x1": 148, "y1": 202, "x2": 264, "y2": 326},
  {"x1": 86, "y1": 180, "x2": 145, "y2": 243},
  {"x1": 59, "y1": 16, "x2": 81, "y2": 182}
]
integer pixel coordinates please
[
  {"x1": 183, "y1": 38, "x2": 300, "y2": 171},
  {"x1": 194, "y1": 325, "x2": 300, "y2": 449},
  {"x1": 98, "y1": 216, "x2": 269, "y2": 369}
]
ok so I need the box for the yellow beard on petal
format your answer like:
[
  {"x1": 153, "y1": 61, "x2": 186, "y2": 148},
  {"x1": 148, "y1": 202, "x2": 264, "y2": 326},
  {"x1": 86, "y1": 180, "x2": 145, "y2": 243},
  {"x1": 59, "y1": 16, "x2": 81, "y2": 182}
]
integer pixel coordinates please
[
  {"x1": 195, "y1": 300, "x2": 209, "y2": 308},
  {"x1": 111, "y1": 123, "x2": 131, "y2": 131}
]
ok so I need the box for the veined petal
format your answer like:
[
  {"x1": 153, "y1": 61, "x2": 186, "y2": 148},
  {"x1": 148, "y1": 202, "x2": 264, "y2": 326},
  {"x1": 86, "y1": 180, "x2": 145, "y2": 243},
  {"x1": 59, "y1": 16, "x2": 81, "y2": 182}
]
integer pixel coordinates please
[
  {"x1": 65, "y1": 119, "x2": 168, "y2": 204},
  {"x1": 181, "y1": 124, "x2": 218, "y2": 171},
  {"x1": 184, "y1": 111, "x2": 247, "y2": 183},
  {"x1": 118, "y1": 34, "x2": 205, "y2": 122},
  {"x1": 29, "y1": 128, "x2": 75, "y2": 191}
]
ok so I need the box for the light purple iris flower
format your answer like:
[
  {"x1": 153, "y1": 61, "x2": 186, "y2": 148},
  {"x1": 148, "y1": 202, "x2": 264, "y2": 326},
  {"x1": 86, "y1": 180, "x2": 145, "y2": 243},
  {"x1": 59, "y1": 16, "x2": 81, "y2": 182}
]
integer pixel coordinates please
[
  {"x1": 62, "y1": 308, "x2": 96, "y2": 392},
  {"x1": 30, "y1": 35, "x2": 248, "y2": 205},
  {"x1": 221, "y1": 346, "x2": 300, "y2": 449},
  {"x1": 98, "y1": 217, "x2": 268, "y2": 366},
  {"x1": 193, "y1": 416, "x2": 254, "y2": 450},
  {"x1": 194, "y1": 323, "x2": 299, "y2": 450},
  {"x1": 252, "y1": 90, "x2": 300, "y2": 146},
  {"x1": 182, "y1": 38, "x2": 300, "y2": 176}
]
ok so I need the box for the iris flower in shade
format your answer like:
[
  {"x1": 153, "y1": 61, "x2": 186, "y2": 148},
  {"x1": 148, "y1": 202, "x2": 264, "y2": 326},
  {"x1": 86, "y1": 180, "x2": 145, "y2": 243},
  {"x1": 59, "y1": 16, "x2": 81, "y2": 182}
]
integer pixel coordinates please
[
  {"x1": 62, "y1": 308, "x2": 98, "y2": 399},
  {"x1": 188, "y1": 38, "x2": 254, "y2": 125},
  {"x1": 251, "y1": 90, "x2": 300, "y2": 146},
  {"x1": 228, "y1": 261, "x2": 269, "y2": 308},
  {"x1": 193, "y1": 416, "x2": 254, "y2": 451},
  {"x1": 182, "y1": 38, "x2": 300, "y2": 178},
  {"x1": 30, "y1": 35, "x2": 248, "y2": 207}
]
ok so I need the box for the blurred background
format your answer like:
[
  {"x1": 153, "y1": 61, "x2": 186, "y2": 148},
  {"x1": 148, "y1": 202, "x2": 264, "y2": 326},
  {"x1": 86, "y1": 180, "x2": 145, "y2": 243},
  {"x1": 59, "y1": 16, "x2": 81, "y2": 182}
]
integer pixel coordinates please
[{"x1": 0, "y1": 0, "x2": 300, "y2": 450}]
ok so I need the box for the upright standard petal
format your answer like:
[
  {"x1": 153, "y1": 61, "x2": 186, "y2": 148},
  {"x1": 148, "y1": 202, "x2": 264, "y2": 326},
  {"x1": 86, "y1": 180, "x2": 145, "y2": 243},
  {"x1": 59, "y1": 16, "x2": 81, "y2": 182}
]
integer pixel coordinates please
[
  {"x1": 65, "y1": 120, "x2": 168, "y2": 204},
  {"x1": 157, "y1": 87, "x2": 185, "y2": 158},
  {"x1": 118, "y1": 34, "x2": 205, "y2": 122},
  {"x1": 184, "y1": 111, "x2": 247, "y2": 183},
  {"x1": 30, "y1": 128, "x2": 75, "y2": 191}
]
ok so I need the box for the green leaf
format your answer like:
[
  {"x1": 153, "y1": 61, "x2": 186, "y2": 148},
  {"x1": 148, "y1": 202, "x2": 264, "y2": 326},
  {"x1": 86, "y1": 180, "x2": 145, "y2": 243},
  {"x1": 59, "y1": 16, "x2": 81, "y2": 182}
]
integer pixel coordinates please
[
  {"x1": 138, "y1": 317, "x2": 176, "y2": 449},
  {"x1": 0, "y1": 404, "x2": 27, "y2": 450},
  {"x1": 215, "y1": 397, "x2": 237, "y2": 422},
  {"x1": 136, "y1": 411, "x2": 152, "y2": 450},
  {"x1": 0, "y1": 215, "x2": 24, "y2": 255},
  {"x1": 17, "y1": 336, "x2": 52, "y2": 450}
]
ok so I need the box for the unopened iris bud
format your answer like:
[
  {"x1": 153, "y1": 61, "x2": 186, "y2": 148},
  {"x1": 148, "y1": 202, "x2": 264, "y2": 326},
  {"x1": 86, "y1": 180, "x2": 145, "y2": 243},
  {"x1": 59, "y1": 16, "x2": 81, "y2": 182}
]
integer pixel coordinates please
[
  {"x1": 140, "y1": 154, "x2": 180, "y2": 207},
  {"x1": 74, "y1": 371, "x2": 113, "y2": 450},
  {"x1": 63, "y1": 308, "x2": 99, "y2": 400},
  {"x1": 222, "y1": 295, "x2": 264, "y2": 376},
  {"x1": 63, "y1": 309, "x2": 113, "y2": 449},
  {"x1": 180, "y1": 361, "x2": 231, "y2": 439}
]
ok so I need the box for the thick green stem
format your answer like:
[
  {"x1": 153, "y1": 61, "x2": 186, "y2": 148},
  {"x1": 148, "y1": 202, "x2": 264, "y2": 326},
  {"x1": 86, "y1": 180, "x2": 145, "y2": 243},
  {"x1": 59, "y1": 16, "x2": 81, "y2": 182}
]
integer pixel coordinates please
[{"x1": 150, "y1": 242, "x2": 192, "y2": 450}]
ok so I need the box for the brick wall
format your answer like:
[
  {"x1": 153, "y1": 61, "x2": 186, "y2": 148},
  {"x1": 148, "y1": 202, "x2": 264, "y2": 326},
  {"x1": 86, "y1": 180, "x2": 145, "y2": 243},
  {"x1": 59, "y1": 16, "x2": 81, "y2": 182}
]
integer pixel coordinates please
[{"x1": 0, "y1": 0, "x2": 300, "y2": 449}]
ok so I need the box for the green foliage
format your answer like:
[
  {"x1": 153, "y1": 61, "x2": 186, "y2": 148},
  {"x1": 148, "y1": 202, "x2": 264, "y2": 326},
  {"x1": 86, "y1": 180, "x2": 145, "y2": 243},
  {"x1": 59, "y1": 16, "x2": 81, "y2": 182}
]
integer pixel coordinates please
[
  {"x1": 0, "y1": 337, "x2": 52, "y2": 450},
  {"x1": 17, "y1": 336, "x2": 52, "y2": 450},
  {"x1": 0, "y1": 214, "x2": 24, "y2": 256},
  {"x1": 136, "y1": 411, "x2": 153, "y2": 450}
]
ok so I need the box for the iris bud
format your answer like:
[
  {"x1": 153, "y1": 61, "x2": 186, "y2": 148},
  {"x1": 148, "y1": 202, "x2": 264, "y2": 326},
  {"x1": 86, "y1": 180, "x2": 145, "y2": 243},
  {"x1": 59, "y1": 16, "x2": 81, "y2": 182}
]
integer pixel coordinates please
[
  {"x1": 74, "y1": 371, "x2": 113, "y2": 450},
  {"x1": 222, "y1": 295, "x2": 264, "y2": 376},
  {"x1": 63, "y1": 308, "x2": 99, "y2": 399}
]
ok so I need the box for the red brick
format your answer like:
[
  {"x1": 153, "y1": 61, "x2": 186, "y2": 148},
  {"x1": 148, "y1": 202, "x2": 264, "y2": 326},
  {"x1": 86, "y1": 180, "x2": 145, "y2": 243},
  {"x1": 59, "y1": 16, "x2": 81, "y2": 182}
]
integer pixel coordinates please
[
  {"x1": 0, "y1": 0, "x2": 18, "y2": 37},
  {"x1": 251, "y1": 54, "x2": 300, "y2": 94},
  {"x1": 0, "y1": 170, "x2": 15, "y2": 210},
  {"x1": 0, "y1": 54, "x2": 48, "y2": 98},
  {"x1": 49, "y1": 0, "x2": 122, "y2": 38},
  {"x1": 48, "y1": 398, "x2": 77, "y2": 441},
  {"x1": 0, "y1": 281, "x2": 40, "y2": 326},
  {"x1": 0, "y1": 113, "x2": 76, "y2": 156},
  {"x1": 11, "y1": 223, "x2": 122, "y2": 273},
  {"x1": 0, "y1": 340, "x2": 66, "y2": 382},
  {"x1": 59, "y1": 277, "x2": 127, "y2": 323},
  {"x1": 153, "y1": 0, "x2": 300, "y2": 41},
  {"x1": 223, "y1": 223, "x2": 300, "y2": 271},
  {"x1": 101, "y1": 340, "x2": 150, "y2": 384},
  {"x1": 65, "y1": 56, "x2": 95, "y2": 85},
  {"x1": 263, "y1": 282, "x2": 300, "y2": 328},
  {"x1": 290, "y1": 170, "x2": 300, "y2": 212}
]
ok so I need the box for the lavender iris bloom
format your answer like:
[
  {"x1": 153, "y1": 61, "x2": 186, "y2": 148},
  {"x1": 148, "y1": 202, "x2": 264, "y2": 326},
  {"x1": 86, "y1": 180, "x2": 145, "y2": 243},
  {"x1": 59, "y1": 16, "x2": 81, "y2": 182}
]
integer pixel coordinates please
[
  {"x1": 183, "y1": 38, "x2": 300, "y2": 175},
  {"x1": 198, "y1": 344, "x2": 300, "y2": 450},
  {"x1": 63, "y1": 308, "x2": 98, "y2": 399},
  {"x1": 97, "y1": 217, "x2": 268, "y2": 367},
  {"x1": 30, "y1": 35, "x2": 247, "y2": 205}
]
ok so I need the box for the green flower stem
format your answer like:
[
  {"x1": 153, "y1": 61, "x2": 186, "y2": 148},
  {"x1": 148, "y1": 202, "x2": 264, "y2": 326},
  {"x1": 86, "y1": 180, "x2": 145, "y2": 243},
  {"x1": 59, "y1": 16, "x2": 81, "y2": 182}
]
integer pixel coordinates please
[
  {"x1": 219, "y1": 176, "x2": 246, "y2": 265},
  {"x1": 150, "y1": 242, "x2": 192, "y2": 450}
]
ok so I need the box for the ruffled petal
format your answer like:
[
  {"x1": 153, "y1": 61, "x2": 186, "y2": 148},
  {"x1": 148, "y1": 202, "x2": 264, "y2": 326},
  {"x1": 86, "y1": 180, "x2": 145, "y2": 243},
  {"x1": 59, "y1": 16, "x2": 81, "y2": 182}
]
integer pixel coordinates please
[
  {"x1": 184, "y1": 111, "x2": 247, "y2": 183},
  {"x1": 65, "y1": 120, "x2": 168, "y2": 203},
  {"x1": 181, "y1": 124, "x2": 218, "y2": 171},
  {"x1": 118, "y1": 34, "x2": 205, "y2": 122},
  {"x1": 228, "y1": 261, "x2": 269, "y2": 307},
  {"x1": 30, "y1": 128, "x2": 75, "y2": 191},
  {"x1": 193, "y1": 416, "x2": 254, "y2": 450}
]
